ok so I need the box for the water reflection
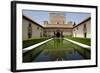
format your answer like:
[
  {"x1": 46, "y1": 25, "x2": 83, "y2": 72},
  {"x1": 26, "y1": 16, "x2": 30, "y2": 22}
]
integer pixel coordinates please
[{"x1": 23, "y1": 38, "x2": 91, "y2": 62}]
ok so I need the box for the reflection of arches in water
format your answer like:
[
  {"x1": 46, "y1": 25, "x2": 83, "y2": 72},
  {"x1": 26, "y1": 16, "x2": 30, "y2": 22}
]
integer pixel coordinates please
[
  {"x1": 53, "y1": 38, "x2": 63, "y2": 48},
  {"x1": 56, "y1": 58, "x2": 63, "y2": 61}
]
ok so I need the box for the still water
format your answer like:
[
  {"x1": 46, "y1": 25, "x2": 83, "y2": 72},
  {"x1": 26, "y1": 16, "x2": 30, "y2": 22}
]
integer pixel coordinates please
[{"x1": 23, "y1": 38, "x2": 90, "y2": 62}]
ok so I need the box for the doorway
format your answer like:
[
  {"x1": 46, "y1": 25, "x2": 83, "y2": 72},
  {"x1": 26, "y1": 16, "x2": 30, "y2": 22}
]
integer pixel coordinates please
[
  {"x1": 56, "y1": 32, "x2": 60, "y2": 38},
  {"x1": 84, "y1": 32, "x2": 87, "y2": 38}
]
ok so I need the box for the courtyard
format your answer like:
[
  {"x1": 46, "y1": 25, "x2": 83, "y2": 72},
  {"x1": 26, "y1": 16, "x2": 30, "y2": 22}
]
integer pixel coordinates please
[{"x1": 22, "y1": 11, "x2": 91, "y2": 63}]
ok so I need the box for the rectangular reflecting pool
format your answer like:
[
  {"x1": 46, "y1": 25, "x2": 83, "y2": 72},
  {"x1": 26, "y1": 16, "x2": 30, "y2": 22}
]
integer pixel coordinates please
[{"x1": 23, "y1": 38, "x2": 91, "y2": 62}]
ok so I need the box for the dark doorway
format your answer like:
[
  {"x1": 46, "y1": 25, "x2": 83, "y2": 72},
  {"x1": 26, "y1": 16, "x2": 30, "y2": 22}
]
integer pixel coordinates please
[
  {"x1": 84, "y1": 32, "x2": 87, "y2": 38},
  {"x1": 56, "y1": 32, "x2": 60, "y2": 38},
  {"x1": 83, "y1": 24, "x2": 87, "y2": 38}
]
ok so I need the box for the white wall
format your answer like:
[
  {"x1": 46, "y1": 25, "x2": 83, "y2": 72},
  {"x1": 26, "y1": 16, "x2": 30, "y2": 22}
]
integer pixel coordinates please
[
  {"x1": 22, "y1": 18, "x2": 29, "y2": 40},
  {"x1": 0, "y1": 0, "x2": 100, "y2": 73},
  {"x1": 22, "y1": 18, "x2": 43, "y2": 40},
  {"x1": 31, "y1": 23, "x2": 43, "y2": 38},
  {"x1": 73, "y1": 19, "x2": 91, "y2": 38},
  {"x1": 86, "y1": 20, "x2": 91, "y2": 38}
]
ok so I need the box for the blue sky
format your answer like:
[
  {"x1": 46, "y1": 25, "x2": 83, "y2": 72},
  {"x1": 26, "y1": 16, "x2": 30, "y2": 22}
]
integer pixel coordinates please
[{"x1": 23, "y1": 10, "x2": 90, "y2": 25}]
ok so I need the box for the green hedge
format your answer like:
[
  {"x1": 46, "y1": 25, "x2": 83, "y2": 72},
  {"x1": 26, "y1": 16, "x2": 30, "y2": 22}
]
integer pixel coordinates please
[
  {"x1": 66, "y1": 37, "x2": 91, "y2": 46},
  {"x1": 23, "y1": 38, "x2": 49, "y2": 48}
]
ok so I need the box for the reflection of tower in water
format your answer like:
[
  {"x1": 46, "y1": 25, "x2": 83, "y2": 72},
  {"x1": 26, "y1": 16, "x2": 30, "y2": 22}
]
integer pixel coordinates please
[{"x1": 48, "y1": 38, "x2": 65, "y2": 61}]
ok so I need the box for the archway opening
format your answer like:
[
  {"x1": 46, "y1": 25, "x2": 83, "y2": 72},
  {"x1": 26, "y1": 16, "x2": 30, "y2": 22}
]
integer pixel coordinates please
[{"x1": 56, "y1": 32, "x2": 60, "y2": 38}]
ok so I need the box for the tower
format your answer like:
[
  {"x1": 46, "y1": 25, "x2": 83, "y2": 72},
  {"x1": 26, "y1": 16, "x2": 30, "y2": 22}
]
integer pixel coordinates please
[
  {"x1": 44, "y1": 21, "x2": 48, "y2": 25},
  {"x1": 49, "y1": 12, "x2": 65, "y2": 24}
]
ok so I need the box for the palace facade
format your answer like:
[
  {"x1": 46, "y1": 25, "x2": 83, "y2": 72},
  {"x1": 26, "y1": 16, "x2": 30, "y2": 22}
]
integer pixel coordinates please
[{"x1": 22, "y1": 13, "x2": 91, "y2": 40}]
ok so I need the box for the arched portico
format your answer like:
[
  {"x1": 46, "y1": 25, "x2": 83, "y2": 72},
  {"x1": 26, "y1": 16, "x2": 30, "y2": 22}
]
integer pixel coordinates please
[{"x1": 54, "y1": 30, "x2": 63, "y2": 38}]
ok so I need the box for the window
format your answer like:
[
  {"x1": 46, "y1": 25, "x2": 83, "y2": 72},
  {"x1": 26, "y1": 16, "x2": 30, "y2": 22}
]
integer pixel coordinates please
[
  {"x1": 28, "y1": 23, "x2": 32, "y2": 38},
  {"x1": 83, "y1": 24, "x2": 87, "y2": 32},
  {"x1": 84, "y1": 24, "x2": 86, "y2": 28},
  {"x1": 37, "y1": 26, "x2": 39, "y2": 30},
  {"x1": 40, "y1": 32, "x2": 42, "y2": 37},
  {"x1": 83, "y1": 24, "x2": 87, "y2": 38},
  {"x1": 77, "y1": 27, "x2": 78, "y2": 30}
]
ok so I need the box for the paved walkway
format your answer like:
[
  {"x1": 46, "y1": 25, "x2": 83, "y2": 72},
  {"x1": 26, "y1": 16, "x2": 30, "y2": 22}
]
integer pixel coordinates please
[
  {"x1": 23, "y1": 38, "x2": 53, "y2": 53},
  {"x1": 64, "y1": 38, "x2": 91, "y2": 49}
]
